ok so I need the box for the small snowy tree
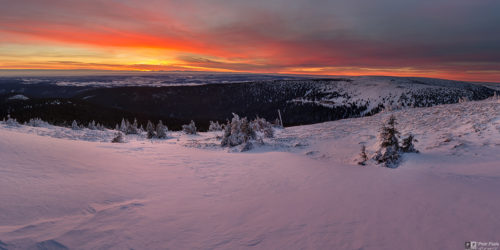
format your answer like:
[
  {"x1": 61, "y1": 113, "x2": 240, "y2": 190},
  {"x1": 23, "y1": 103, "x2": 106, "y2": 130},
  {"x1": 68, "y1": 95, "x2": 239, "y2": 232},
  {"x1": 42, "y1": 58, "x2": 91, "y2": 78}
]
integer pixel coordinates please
[
  {"x1": 71, "y1": 120, "x2": 79, "y2": 130},
  {"x1": 221, "y1": 113, "x2": 256, "y2": 147},
  {"x1": 133, "y1": 118, "x2": 138, "y2": 127},
  {"x1": 126, "y1": 118, "x2": 139, "y2": 134},
  {"x1": 374, "y1": 115, "x2": 401, "y2": 167},
  {"x1": 96, "y1": 123, "x2": 105, "y2": 130},
  {"x1": 358, "y1": 145, "x2": 368, "y2": 166},
  {"x1": 221, "y1": 121, "x2": 232, "y2": 146},
  {"x1": 120, "y1": 118, "x2": 127, "y2": 132},
  {"x1": 380, "y1": 115, "x2": 399, "y2": 149},
  {"x1": 182, "y1": 120, "x2": 197, "y2": 135},
  {"x1": 208, "y1": 121, "x2": 223, "y2": 131},
  {"x1": 263, "y1": 126, "x2": 274, "y2": 138},
  {"x1": 27, "y1": 118, "x2": 48, "y2": 127},
  {"x1": 88, "y1": 120, "x2": 96, "y2": 130},
  {"x1": 146, "y1": 120, "x2": 156, "y2": 139},
  {"x1": 111, "y1": 132, "x2": 124, "y2": 143},
  {"x1": 5, "y1": 115, "x2": 19, "y2": 127},
  {"x1": 240, "y1": 117, "x2": 255, "y2": 141},
  {"x1": 401, "y1": 134, "x2": 418, "y2": 153},
  {"x1": 156, "y1": 120, "x2": 167, "y2": 139},
  {"x1": 251, "y1": 117, "x2": 274, "y2": 138}
]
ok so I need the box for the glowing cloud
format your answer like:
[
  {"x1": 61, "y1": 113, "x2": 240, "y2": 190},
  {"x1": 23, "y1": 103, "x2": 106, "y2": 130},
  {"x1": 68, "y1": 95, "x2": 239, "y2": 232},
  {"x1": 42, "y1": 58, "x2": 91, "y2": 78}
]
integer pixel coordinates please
[{"x1": 1, "y1": 0, "x2": 499, "y2": 82}]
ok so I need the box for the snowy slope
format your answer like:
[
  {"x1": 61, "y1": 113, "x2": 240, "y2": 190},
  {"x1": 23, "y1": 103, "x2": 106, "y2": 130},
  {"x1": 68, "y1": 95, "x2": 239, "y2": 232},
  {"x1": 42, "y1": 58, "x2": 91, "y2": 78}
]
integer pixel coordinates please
[
  {"x1": 287, "y1": 76, "x2": 496, "y2": 114},
  {"x1": 0, "y1": 98, "x2": 499, "y2": 249}
]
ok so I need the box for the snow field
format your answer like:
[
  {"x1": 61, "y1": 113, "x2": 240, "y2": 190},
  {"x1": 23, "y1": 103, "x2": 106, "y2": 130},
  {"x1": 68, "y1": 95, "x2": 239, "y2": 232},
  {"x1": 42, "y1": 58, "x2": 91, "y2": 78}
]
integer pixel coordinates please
[{"x1": 0, "y1": 99, "x2": 499, "y2": 249}]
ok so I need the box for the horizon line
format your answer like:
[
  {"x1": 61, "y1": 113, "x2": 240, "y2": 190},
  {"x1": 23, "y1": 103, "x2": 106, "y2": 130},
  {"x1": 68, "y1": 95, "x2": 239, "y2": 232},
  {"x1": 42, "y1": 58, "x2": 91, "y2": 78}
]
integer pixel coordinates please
[{"x1": 0, "y1": 69, "x2": 499, "y2": 84}]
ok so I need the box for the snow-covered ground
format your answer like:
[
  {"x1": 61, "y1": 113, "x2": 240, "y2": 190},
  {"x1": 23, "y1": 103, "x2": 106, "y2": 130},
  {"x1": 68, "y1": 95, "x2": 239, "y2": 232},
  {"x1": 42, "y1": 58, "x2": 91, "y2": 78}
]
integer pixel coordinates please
[
  {"x1": 288, "y1": 76, "x2": 495, "y2": 114},
  {"x1": 1, "y1": 98, "x2": 499, "y2": 249}
]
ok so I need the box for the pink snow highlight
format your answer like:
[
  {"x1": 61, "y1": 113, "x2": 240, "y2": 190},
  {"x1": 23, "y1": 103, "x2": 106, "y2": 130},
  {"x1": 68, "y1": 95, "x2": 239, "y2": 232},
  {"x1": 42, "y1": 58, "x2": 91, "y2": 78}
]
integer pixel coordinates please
[{"x1": 0, "y1": 99, "x2": 499, "y2": 249}]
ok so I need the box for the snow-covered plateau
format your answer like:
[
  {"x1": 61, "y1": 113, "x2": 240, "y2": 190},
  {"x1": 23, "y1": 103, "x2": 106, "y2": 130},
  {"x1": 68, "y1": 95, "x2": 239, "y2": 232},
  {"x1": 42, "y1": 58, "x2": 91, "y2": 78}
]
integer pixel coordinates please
[{"x1": 1, "y1": 98, "x2": 499, "y2": 249}]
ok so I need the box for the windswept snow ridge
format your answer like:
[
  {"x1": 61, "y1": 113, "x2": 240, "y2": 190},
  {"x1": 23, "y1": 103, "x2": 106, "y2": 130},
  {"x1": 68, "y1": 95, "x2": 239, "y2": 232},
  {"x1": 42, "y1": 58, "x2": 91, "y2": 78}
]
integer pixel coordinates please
[{"x1": 286, "y1": 76, "x2": 496, "y2": 115}]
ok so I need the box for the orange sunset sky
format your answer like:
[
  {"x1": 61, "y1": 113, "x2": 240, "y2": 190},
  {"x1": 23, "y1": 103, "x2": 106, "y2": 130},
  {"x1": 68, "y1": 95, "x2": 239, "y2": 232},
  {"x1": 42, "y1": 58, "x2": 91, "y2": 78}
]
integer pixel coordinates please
[{"x1": 1, "y1": 0, "x2": 499, "y2": 82}]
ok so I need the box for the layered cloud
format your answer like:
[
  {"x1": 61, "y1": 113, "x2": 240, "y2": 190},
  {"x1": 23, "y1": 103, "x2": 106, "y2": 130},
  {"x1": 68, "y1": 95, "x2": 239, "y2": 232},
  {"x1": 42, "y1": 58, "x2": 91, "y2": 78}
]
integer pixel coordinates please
[{"x1": 1, "y1": 0, "x2": 499, "y2": 81}]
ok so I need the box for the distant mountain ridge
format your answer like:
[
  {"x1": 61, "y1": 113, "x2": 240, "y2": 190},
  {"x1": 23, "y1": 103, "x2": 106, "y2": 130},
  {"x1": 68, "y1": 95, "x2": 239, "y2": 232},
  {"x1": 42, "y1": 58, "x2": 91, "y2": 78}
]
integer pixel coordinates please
[{"x1": 0, "y1": 75, "x2": 497, "y2": 130}]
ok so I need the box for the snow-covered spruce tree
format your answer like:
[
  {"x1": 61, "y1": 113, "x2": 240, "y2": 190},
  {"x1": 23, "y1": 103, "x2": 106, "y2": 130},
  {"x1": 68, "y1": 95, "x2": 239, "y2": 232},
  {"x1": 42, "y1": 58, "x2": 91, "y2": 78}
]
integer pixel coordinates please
[
  {"x1": 374, "y1": 115, "x2": 401, "y2": 167},
  {"x1": 71, "y1": 120, "x2": 79, "y2": 130},
  {"x1": 133, "y1": 118, "x2": 139, "y2": 130},
  {"x1": 221, "y1": 121, "x2": 232, "y2": 146},
  {"x1": 221, "y1": 113, "x2": 256, "y2": 147},
  {"x1": 120, "y1": 118, "x2": 128, "y2": 132},
  {"x1": 156, "y1": 120, "x2": 167, "y2": 139},
  {"x1": 251, "y1": 117, "x2": 274, "y2": 138},
  {"x1": 263, "y1": 126, "x2": 274, "y2": 138},
  {"x1": 5, "y1": 115, "x2": 19, "y2": 127},
  {"x1": 88, "y1": 120, "x2": 96, "y2": 130},
  {"x1": 182, "y1": 120, "x2": 197, "y2": 135},
  {"x1": 146, "y1": 120, "x2": 156, "y2": 139},
  {"x1": 27, "y1": 118, "x2": 48, "y2": 127},
  {"x1": 111, "y1": 132, "x2": 124, "y2": 143},
  {"x1": 240, "y1": 117, "x2": 255, "y2": 141},
  {"x1": 126, "y1": 118, "x2": 139, "y2": 134},
  {"x1": 401, "y1": 134, "x2": 418, "y2": 153},
  {"x1": 358, "y1": 145, "x2": 368, "y2": 166},
  {"x1": 208, "y1": 121, "x2": 223, "y2": 131},
  {"x1": 96, "y1": 123, "x2": 104, "y2": 130}
]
